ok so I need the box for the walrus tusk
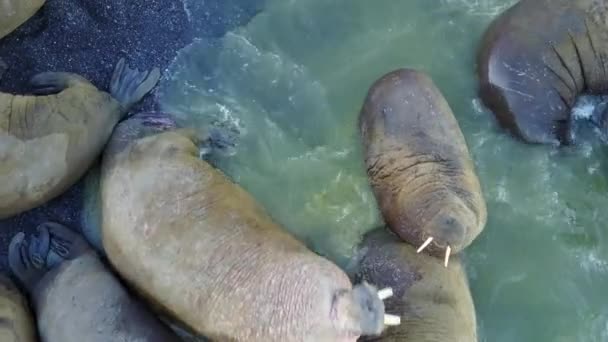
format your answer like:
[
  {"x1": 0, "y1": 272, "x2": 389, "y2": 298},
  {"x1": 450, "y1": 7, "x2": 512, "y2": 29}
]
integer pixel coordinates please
[
  {"x1": 444, "y1": 246, "x2": 451, "y2": 268},
  {"x1": 384, "y1": 314, "x2": 401, "y2": 326},
  {"x1": 416, "y1": 237, "x2": 433, "y2": 253},
  {"x1": 377, "y1": 288, "x2": 393, "y2": 300}
]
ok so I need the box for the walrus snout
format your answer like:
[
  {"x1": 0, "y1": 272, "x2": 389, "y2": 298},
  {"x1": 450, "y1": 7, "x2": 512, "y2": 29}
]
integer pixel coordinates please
[
  {"x1": 333, "y1": 282, "x2": 401, "y2": 338},
  {"x1": 423, "y1": 202, "x2": 472, "y2": 254}
]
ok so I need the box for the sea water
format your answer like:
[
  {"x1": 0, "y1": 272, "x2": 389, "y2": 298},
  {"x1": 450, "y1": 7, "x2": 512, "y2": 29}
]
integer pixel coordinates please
[{"x1": 159, "y1": 0, "x2": 608, "y2": 340}]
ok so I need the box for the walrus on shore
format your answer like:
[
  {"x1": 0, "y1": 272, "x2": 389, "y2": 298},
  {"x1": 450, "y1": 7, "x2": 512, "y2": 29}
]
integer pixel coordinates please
[
  {"x1": 8, "y1": 222, "x2": 182, "y2": 342},
  {"x1": 0, "y1": 275, "x2": 37, "y2": 342},
  {"x1": 0, "y1": 58, "x2": 160, "y2": 219},
  {"x1": 98, "y1": 111, "x2": 399, "y2": 341},
  {"x1": 358, "y1": 69, "x2": 487, "y2": 265},
  {"x1": 477, "y1": 0, "x2": 608, "y2": 144},
  {"x1": 352, "y1": 228, "x2": 478, "y2": 342},
  {"x1": 0, "y1": 0, "x2": 45, "y2": 39}
]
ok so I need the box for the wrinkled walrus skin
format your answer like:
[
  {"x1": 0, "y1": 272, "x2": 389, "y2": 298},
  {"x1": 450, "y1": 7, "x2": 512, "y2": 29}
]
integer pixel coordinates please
[
  {"x1": 0, "y1": 58, "x2": 160, "y2": 219},
  {"x1": 353, "y1": 228, "x2": 478, "y2": 342},
  {"x1": 358, "y1": 69, "x2": 487, "y2": 258},
  {"x1": 8, "y1": 222, "x2": 181, "y2": 342},
  {"x1": 0, "y1": 275, "x2": 36, "y2": 342},
  {"x1": 0, "y1": 0, "x2": 45, "y2": 39},
  {"x1": 99, "y1": 112, "x2": 388, "y2": 342},
  {"x1": 477, "y1": 0, "x2": 608, "y2": 144}
]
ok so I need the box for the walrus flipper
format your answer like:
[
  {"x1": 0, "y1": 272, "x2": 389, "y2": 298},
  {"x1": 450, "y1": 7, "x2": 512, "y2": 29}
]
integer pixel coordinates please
[
  {"x1": 8, "y1": 226, "x2": 50, "y2": 292},
  {"x1": 110, "y1": 57, "x2": 161, "y2": 111},
  {"x1": 29, "y1": 72, "x2": 91, "y2": 95},
  {"x1": 43, "y1": 222, "x2": 89, "y2": 266}
]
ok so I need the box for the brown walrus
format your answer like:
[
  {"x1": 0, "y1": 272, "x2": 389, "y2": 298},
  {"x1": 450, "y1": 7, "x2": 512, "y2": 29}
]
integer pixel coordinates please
[
  {"x1": 8, "y1": 222, "x2": 182, "y2": 342},
  {"x1": 0, "y1": 58, "x2": 160, "y2": 219},
  {"x1": 352, "y1": 228, "x2": 478, "y2": 342},
  {"x1": 98, "y1": 111, "x2": 399, "y2": 341},
  {"x1": 0, "y1": 275, "x2": 36, "y2": 342},
  {"x1": 0, "y1": 0, "x2": 45, "y2": 39},
  {"x1": 358, "y1": 69, "x2": 487, "y2": 266},
  {"x1": 477, "y1": 0, "x2": 608, "y2": 144}
]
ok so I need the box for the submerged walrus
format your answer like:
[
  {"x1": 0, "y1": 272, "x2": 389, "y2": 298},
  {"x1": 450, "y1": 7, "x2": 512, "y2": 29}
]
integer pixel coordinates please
[
  {"x1": 353, "y1": 228, "x2": 478, "y2": 342},
  {"x1": 8, "y1": 222, "x2": 182, "y2": 342},
  {"x1": 358, "y1": 69, "x2": 487, "y2": 265},
  {"x1": 477, "y1": 0, "x2": 608, "y2": 144},
  {"x1": 0, "y1": 275, "x2": 36, "y2": 342},
  {"x1": 0, "y1": 58, "x2": 160, "y2": 219},
  {"x1": 98, "y1": 111, "x2": 399, "y2": 341},
  {"x1": 0, "y1": 0, "x2": 45, "y2": 39}
]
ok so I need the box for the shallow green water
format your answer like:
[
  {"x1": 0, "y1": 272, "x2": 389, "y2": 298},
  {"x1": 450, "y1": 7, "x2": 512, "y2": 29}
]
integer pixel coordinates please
[{"x1": 159, "y1": 0, "x2": 608, "y2": 340}]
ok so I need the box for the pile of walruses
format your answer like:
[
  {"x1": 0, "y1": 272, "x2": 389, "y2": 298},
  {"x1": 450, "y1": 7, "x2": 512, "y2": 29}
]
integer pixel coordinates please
[{"x1": 0, "y1": 0, "x2": 600, "y2": 341}]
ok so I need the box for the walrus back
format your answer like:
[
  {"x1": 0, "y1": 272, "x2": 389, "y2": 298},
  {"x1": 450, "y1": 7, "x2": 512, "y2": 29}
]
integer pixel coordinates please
[
  {"x1": 101, "y1": 130, "x2": 354, "y2": 341},
  {"x1": 477, "y1": 0, "x2": 608, "y2": 143},
  {"x1": 355, "y1": 229, "x2": 477, "y2": 342},
  {"x1": 0, "y1": 85, "x2": 122, "y2": 219}
]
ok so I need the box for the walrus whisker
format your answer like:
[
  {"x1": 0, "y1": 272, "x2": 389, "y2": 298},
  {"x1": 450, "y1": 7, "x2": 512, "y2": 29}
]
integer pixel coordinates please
[
  {"x1": 416, "y1": 237, "x2": 433, "y2": 253},
  {"x1": 384, "y1": 314, "x2": 401, "y2": 326},
  {"x1": 444, "y1": 246, "x2": 451, "y2": 268},
  {"x1": 378, "y1": 288, "x2": 393, "y2": 300}
]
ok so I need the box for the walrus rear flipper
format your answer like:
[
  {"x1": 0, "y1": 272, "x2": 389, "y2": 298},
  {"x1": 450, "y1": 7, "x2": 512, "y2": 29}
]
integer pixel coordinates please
[
  {"x1": 8, "y1": 226, "x2": 50, "y2": 292},
  {"x1": 29, "y1": 72, "x2": 91, "y2": 95},
  {"x1": 110, "y1": 57, "x2": 161, "y2": 111}
]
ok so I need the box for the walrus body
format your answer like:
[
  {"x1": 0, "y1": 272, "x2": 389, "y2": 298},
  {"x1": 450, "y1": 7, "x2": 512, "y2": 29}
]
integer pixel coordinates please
[
  {"x1": 358, "y1": 69, "x2": 487, "y2": 259},
  {"x1": 477, "y1": 0, "x2": 608, "y2": 144},
  {"x1": 0, "y1": 275, "x2": 36, "y2": 342},
  {"x1": 354, "y1": 228, "x2": 478, "y2": 342},
  {"x1": 8, "y1": 222, "x2": 181, "y2": 342},
  {"x1": 0, "y1": 58, "x2": 160, "y2": 219},
  {"x1": 0, "y1": 0, "x2": 45, "y2": 39},
  {"x1": 99, "y1": 112, "x2": 389, "y2": 341}
]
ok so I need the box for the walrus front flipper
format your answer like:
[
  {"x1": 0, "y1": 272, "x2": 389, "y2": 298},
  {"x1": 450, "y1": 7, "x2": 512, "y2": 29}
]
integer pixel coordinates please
[
  {"x1": 29, "y1": 72, "x2": 91, "y2": 95},
  {"x1": 110, "y1": 57, "x2": 161, "y2": 110},
  {"x1": 21, "y1": 222, "x2": 182, "y2": 342},
  {"x1": 8, "y1": 226, "x2": 50, "y2": 292}
]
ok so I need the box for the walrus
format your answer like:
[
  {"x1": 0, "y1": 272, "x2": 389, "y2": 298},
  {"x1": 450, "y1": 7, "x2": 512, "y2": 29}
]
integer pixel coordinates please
[
  {"x1": 0, "y1": 58, "x2": 160, "y2": 219},
  {"x1": 8, "y1": 222, "x2": 182, "y2": 342},
  {"x1": 358, "y1": 69, "x2": 487, "y2": 266},
  {"x1": 0, "y1": 274, "x2": 37, "y2": 342},
  {"x1": 477, "y1": 0, "x2": 608, "y2": 144},
  {"x1": 0, "y1": 0, "x2": 45, "y2": 39},
  {"x1": 98, "y1": 111, "x2": 400, "y2": 341},
  {"x1": 352, "y1": 228, "x2": 478, "y2": 342}
]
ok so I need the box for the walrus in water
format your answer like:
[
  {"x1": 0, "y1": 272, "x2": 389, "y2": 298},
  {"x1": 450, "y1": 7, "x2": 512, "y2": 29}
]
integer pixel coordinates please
[
  {"x1": 477, "y1": 0, "x2": 608, "y2": 144},
  {"x1": 0, "y1": 0, "x2": 45, "y2": 39},
  {"x1": 98, "y1": 111, "x2": 400, "y2": 341},
  {"x1": 0, "y1": 275, "x2": 36, "y2": 342},
  {"x1": 352, "y1": 228, "x2": 478, "y2": 342},
  {"x1": 0, "y1": 58, "x2": 160, "y2": 219},
  {"x1": 358, "y1": 69, "x2": 487, "y2": 266},
  {"x1": 8, "y1": 222, "x2": 182, "y2": 342}
]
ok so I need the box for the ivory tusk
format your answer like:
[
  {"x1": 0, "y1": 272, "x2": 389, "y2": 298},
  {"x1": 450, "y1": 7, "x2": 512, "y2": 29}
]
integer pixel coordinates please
[
  {"x1": 417, "y1": 237, "x2": 433, "y2": 253},
  {"x1": 444, "y1": 246, "x2": 451, "y2": 268},
  {"x1": 384, "y1": 314, "x2": 401, "y2": 326},
  {"x1": 378, "y1": 288, "x2": 393, "y2": 300}
]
